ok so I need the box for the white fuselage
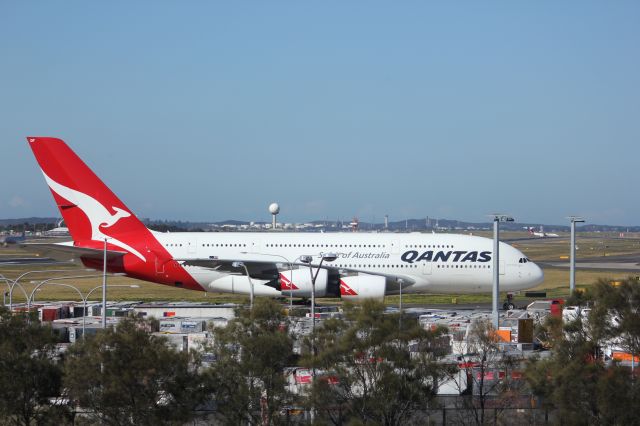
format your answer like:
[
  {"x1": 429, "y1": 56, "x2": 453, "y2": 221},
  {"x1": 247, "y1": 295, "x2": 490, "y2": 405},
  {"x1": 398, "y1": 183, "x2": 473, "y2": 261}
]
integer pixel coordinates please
[{"x1": 153, "y1": 231, "x2": 543, "y2": 295}]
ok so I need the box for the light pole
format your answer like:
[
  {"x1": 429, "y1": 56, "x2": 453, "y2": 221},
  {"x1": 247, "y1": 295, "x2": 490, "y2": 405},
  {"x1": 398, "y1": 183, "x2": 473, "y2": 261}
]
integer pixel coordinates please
[
  {"x1": 28, "y1": 274, "x2": 104, "y2": 311},
  {"x1": 489, "y1": 214, "x2": 514, "y2": 330},
  {"x1": 300, "y1": 253, "x2": 337, "y2": 336},
  {"x1": 240, "y1": 252, "x2": 306, "y2": 313},
  {"x1": 300, "y1": 252, "x2": 337, "y2": 425},
  {"x1": 398, "y1": 278, "x2": 405, "y2": 330},
  {"x1": 0, "y1": 275, "x2": 29, "y2": 306},
  {"x1": 232, "y1": 261, "x2": 254, "y2": 310},
  {"x1": 102, "y1": 238, "x2": 108, "y2": 329},
  {"x1": 299, "y1": 255, "x2": 315, "y2": 327},
  {"x1": 27, "y1": 274, "x2": 104, "y2": 323},
  {"x1": 568, "y1": 216, "x2": 585, "y2": 295},
  {"x1": 7, "y1": 269, "x2": 78, "y2": 310},
  {"x1": 83, "y1": 284, "x2": 139, "y2": 336},
  {"x1": 1, "y1": 278, "x2": 12, "y2": 306},
  {"x1": 27, "y1": 281, "x2": 138, "y2": 338}
]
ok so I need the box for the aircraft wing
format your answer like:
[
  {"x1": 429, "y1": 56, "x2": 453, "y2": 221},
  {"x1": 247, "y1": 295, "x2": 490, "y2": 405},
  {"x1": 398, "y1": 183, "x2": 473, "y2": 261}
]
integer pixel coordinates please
[
  {"x1": 19, "y1": 242, "x2": 127, "y2": 262},
  {"x1": 180, "y1": 258, "x2": 282, "y2": 281},
  {"x1": 179, "y1": 258, "x2": 416, "y2": 287}
]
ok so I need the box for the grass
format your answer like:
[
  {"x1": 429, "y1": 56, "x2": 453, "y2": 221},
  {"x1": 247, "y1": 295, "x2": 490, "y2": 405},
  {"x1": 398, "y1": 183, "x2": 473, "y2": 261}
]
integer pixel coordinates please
[
  {"x1": 383, "y1": 267, "x2": 637, "y2": 306},
  {"x1": 2, "y1": 231, "x2": 639, "y2": 306},
  {"x1": 475, "y1": 231, "x2": 640, "y2": 261}
]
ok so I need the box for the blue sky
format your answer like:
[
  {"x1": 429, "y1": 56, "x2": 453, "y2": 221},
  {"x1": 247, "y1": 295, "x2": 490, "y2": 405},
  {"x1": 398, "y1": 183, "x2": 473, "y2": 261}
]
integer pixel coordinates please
[{"x1": 1, "y1": 2, "x2": 638, "y2": 226}]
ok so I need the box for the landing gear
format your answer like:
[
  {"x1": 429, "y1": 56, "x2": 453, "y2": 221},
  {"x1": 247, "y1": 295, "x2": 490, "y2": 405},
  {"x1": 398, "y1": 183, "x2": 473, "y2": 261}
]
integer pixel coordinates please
[{"x1": 502, "y1": 293, "x2": 516, "y2": 310}]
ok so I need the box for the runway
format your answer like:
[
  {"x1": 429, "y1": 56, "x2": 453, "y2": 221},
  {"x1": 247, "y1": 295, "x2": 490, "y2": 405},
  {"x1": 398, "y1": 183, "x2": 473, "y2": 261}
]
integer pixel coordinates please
[
  {"x1": 539, "y1": 254, "x2": 640, "y2": 272},
  {"x1": 0, "y1": 257, "x2": 62, "y2": 265}
]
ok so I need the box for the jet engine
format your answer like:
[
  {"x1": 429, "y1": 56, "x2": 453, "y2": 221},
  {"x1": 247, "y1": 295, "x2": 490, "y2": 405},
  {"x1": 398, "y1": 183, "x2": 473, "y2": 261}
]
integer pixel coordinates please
[
  {"x1": 207, "y1": 275, "x2": 280, "y2": 296},
  {"x1": 279, "y1": 268, "x2": 328, "y2": 297},
  {"x1": 339, "y1": 274, "x2": 386, "y2": 301}
]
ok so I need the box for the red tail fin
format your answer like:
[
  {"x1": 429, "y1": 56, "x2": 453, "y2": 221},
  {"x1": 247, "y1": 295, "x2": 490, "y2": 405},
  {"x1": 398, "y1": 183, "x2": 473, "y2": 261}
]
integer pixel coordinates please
[
  {"x1": 27, "y1": 137, "x2": 205, "y2": 291},
  {"x1": 27, "y1": 137, "x2": 149, "y2": 261}
]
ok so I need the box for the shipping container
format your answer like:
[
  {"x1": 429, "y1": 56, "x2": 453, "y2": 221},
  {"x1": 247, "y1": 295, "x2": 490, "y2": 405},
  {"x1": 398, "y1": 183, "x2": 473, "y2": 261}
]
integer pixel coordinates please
[
  {"x1": 69, "y1": 326, "x2": 100, "y2": 343},
  {"x1": 153, "y1": 332, "x2": 189, "y2": 351},
  {"x1": 187, "y1": 332, "x2": 211, "y2": 352},
  {"x1": 50, "y1": 323, "x2": 70, "y2": 343},
  {"x1": 40, "y1": 307, "x2": 60, "y2": 322},
  {"x1": 72, "y1": 306, "x2": 88, "y2": 318},
  {"x1": 40, "y1": 305, "x2": 71, "y2": 320},
  {"x1": 180, "y1": 320, "x2": 205, "y2": 333},
  {"x1": 91, "y1": 305, "x2": 102, "y2": 317},
  {"x1": 517, "y1": 319, "x2": 534, "y2": 343},
  {"x1": 612, "y1": 351, "x2": 640, "y2": 363},
  {"x1": 106, "y1": 308, "x2": 129, "y2": 317},
  {"x1": 159, "y1": 318, "x2": 185, "y2": 333},
  {"x1": 496, "y1": 328, "x2": 512, "y2": 343}
]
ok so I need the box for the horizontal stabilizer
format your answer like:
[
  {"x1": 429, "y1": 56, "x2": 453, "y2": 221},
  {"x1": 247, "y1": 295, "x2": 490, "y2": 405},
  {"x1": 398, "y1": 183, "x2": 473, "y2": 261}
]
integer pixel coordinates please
[{"x1": 19, "y1": 242, "x2": 127, "y2": 262}]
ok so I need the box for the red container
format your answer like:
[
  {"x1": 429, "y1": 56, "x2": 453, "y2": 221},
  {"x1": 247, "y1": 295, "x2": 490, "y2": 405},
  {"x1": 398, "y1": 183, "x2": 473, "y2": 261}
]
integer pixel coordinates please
[
  {"x1": 549, "y1": 299, "x2": 564, "y2": 317},
  {"x1": 40, "y1": 308, "x2": 59, "y2": 322}
]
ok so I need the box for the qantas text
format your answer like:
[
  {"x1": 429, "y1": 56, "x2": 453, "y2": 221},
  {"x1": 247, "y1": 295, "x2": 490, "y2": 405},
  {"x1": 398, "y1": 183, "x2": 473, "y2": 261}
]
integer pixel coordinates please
[{"x1": 401, "y1": 250, "x2": 492, "y2": 264}]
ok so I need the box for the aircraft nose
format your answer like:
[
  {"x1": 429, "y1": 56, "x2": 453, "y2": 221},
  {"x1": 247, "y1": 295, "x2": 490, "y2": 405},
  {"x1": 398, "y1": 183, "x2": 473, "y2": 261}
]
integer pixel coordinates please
[{"x1": 529, "y1": 262, "x2": 544, "y2": 286}]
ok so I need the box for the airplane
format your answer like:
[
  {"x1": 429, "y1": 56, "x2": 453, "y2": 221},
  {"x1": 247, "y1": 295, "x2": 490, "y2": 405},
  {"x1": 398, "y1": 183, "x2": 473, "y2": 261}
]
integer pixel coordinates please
[
  {"x1": 25, "y1": 137, "x2": 543, "y2": 301},
  {"x1": 0, "y1": 227, "x2": 27, "y2": 246},
  {"x1": 527, "y1": 226, "x2": 559, "y2": 238}
]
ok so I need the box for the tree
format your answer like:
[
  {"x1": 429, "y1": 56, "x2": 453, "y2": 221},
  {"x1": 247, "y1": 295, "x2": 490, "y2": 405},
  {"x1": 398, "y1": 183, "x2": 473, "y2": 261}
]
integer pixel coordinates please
[
  {"x1": 63, "y1": 317, "x2": 207, "y2": 425},
  {"x1": 526, "y1": 312, "x2": 619, "y2": 424},
  {"x1": 204, "y1": 298, "x2": 295, "y2": 425},
  {"x1": 302, "y1": 300, "x2": 447, "y2": 425},
  {"x1": 0, "y1": 307, "x2": 68, "y2": 425},
  {"x1": 453, "y1": 319, "x2": 530, "y2": 426},
  {"x1": 590, "y1": 278, "x2": 640, "y2": 372},
  {"x1": 525, "y1": 281, "x2": 640, "y2": 425}
]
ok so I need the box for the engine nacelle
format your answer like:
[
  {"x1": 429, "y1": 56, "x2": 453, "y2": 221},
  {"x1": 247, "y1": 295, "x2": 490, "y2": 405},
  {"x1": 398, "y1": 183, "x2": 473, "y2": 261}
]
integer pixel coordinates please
[
  {"x1": 339, "y1": 274, "x2": 386, "y2": 301},
  {"x1": 279, "y1": 268, "x2": 328, "y2": 298},
  {"x1": 207, "y1": 275, "x2": 280, "y2": 296}
]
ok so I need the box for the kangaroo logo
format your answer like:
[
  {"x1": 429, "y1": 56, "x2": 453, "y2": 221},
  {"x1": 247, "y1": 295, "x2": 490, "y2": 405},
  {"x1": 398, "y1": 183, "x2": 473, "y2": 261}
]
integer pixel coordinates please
[
  {"x1": 279, "y1": 273, "x2": 299, "y2": 290},
  {"x1": 42, "y1": 171, "x2": 147, "y2": 262},
  {"x1": 340, "y1": 280, "x2": 358, "y2": 296}
]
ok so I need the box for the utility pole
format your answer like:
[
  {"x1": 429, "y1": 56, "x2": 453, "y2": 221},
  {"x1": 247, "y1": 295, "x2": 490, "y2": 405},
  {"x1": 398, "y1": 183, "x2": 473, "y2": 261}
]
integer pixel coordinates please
[
  {"x1": 489, "y1": 214, "x2": 514, "y2": 329},
  {"x1": 568, "y1": 216, "x2": 585, "y2": 294},
  {"x1": 102, "y1": 238, "x2": 108, "y2": 329}
]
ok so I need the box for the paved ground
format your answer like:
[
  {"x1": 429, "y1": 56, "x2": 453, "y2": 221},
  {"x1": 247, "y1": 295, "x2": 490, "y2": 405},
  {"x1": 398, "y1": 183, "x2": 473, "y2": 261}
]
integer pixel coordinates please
[
  {"x1": 0, "y1": 257, "x2": 61, "y2": 265},
  {"x1": 539, "y1": 254, "x2": 640, "y2": 271}
]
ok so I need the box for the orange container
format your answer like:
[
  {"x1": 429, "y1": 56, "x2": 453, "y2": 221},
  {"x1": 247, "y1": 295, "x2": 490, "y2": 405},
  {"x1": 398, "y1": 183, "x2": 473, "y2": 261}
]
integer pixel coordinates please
[
  {"x1": 496, "y1": 329, "x2": 511, "y2": 342},
  {"x1": 612, "y1": 351, "x2": 639, "y2": 363}
]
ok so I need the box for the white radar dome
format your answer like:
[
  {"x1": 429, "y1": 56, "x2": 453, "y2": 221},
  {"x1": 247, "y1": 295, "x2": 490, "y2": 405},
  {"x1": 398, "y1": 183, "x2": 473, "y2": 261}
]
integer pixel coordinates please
[{"x1": 269, "y1": 203, "x2": 280, "y2": 215}]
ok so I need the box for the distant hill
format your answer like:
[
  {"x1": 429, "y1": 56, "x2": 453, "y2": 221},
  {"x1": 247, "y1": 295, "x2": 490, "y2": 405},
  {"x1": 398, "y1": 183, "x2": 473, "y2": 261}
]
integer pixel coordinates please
[
  {"x1": 347, "y1": 218, "x2": 640, "y2": 233},
  {"x1": 0, "y1": 217, "x2": 59, "y2": 226},
  {"x1": 1, "y1": 216, "x2": 639, "y2": 233}
]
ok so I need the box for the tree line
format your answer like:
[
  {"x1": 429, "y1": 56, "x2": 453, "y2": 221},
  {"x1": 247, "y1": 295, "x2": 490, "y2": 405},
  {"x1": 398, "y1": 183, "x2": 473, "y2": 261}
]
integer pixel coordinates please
[{"x1": 1, "y1": 277, "x2": 640, "y2": 425}]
